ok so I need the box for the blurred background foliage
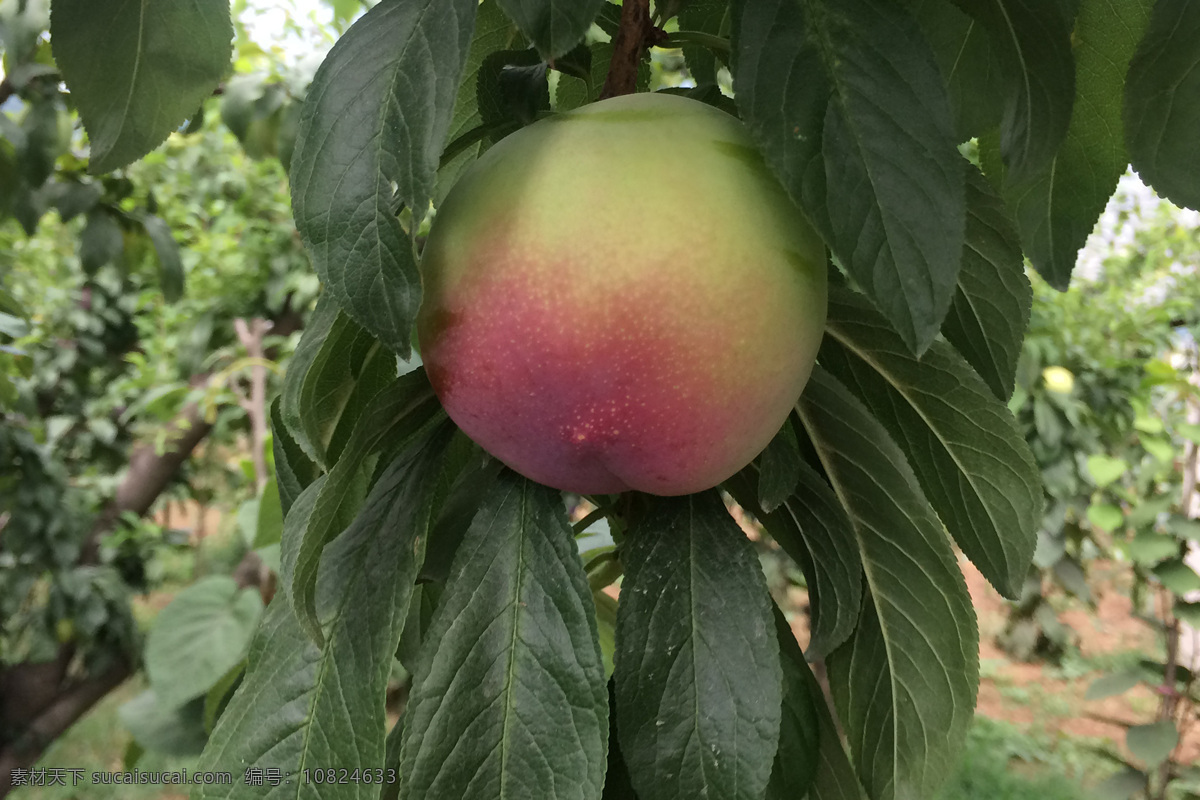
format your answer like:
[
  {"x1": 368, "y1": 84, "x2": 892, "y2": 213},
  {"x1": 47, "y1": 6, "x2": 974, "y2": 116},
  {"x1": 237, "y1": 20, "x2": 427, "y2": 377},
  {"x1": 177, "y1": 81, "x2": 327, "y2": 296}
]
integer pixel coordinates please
[{"x1": 2, "y1": 0, "x2": 1200, "y2": 797}]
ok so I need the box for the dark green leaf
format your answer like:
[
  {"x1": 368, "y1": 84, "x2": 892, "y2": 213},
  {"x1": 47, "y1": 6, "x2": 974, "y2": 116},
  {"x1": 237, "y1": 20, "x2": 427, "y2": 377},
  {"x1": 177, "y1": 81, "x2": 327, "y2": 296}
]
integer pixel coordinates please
[
  {"x1": 50, "y1": 0, "x2": 232, "y2": 172},
  {"x1": 289, "y1": 369, "x2": 444, "y2": 644},
  {"x1": 734, "y1": 0, "x2": 965, "y2": 354},
  {"x1": 1127, "y1": 532, "x2": 1177, "y2": 565},
  {"x1": 477, "y1": 48, "x2": 550, "y2": 137},
  {"x1": 951, "y1": 0, "x2": 1075, "y2": 184},
  {"x1": 399, "y1": 471, "x2": 608, "y2": 800},
  {"x1": 270, "y1": 397, "x2": 317, "y2": 519},
  {"x1": 908, "y1": 0, "x2": 1003, "y2": 139},
  {"x1": 757, "y1": 416, "x2": 802, "y2": 514},
  {"x1": 436, "y1": 0, "x2": 523, "y2": 203},
  {"x1": 941, "y1": 167, "x2": 1031, "y2": 400},
  {"x1": 602, "y1": 682, "x2": 639, "y2": 800},
  {"x1": 821, "y1": 287, "x2": 1041, "y2": 598},
  {"x1": 1126, "y1": 721, "x2": 1178, "y2": 767},
  {"x1": 797, "y1": 367, "x2": 978, "y2": 800},
  {"x1": 615, "y1": 491, "x2": 781, "y2": 800},
  {"x1": 279, "y1": 294, "x2": 340, "y2": 464},
  {"x1": 679, "y1": 0, "x2": 730, "y2": 86},
  {"x1": 144, "y1": 576, "x2": 263, "y2": 711},
  {"x1": 198, "y1": 428, "x2": 452, "y2": 798},
  {"x1": 497, "y1": 0, "x2": 604, "y2": 60},
  {"x1": 1175, "y1": 600, "x2": 1200, "y2": 627},
  {"x1": 1153, "y1": 558, "x2": 1200, "y2": 595},
  {"x1": 119, "y1": 692, "x2": 208, "y2": 757},
  {"x1": 290, "y1": 0, "x2": 477, "y2": 357},
  {"x1": 140, "y1": 214, "x2": 184, "y2": 302},
  {"x1": 1095, "y1": 769, "x2": 1147, "y2": 800},
  {"x1": 1124, "y1": 0, "x2": 1200, "y2": 210},
  {"x1": 78, "y1": 209, "x2": 124, "y2": 276},
  {"x1": 725, "y1": 462, "x2": 862, "y2": 661},
  {"x1": 203, "y1": 660, "x2": 245, "y2": 734},
  {"x1": 765, "y1": 607, "x2": 819, "y2": 800},
  {"x1": 1004, "y1": 0, "x2": 1152, "y2": 288},
  {"x1": 37, "y1": 179, "x2": 102, "y2": 222}
]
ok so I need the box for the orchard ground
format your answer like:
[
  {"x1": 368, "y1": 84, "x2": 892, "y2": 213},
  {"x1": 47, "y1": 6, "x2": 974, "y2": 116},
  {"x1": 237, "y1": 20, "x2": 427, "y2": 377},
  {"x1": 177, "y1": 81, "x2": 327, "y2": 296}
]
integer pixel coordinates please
[{"x1": 9, "y1": 501, "x2": 1189, "y2": 800}]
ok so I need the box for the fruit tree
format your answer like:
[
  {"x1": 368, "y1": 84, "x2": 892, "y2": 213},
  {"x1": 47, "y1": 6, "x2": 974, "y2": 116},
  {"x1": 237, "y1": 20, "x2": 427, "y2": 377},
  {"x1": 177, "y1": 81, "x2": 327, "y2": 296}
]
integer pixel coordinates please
[{"x1": 6, "y1": 0, "x2": 1200, "y2": 799}]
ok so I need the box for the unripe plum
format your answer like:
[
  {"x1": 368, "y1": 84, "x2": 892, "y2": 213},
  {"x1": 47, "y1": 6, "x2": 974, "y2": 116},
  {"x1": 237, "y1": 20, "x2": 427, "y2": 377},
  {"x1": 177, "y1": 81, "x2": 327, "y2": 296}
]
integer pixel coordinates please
[{"x1": 417, "y1": 92, "x2": 826, "y2": 496}]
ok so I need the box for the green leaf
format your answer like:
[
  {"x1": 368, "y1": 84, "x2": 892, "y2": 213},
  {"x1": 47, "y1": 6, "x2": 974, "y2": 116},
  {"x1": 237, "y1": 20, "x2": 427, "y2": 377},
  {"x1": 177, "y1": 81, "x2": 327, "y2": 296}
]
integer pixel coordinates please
[
  {"x1": 79, "y1": 208, "x2": 124, "y2": 276},
  {"x1": 1095, "y1": 769, "x2": 1147, "y2": 800},
  {"x1": 198, "y1": 427, "x2": 452, "y2": 799},
  {"x1": 594, "y1": 589, "x2": 617, "y2": 681},
  {"x1": 279, "y1": 294, "x2": 339, "y2": 463},
  {"x1": 1177, "y1": 422, "x2": 1200, "y2": 444},
  {"x1": 119, "y1": 691, "x2": 208, "y2": 757},
  {"x1": 909, "y1": 0, "x2": 1003, "y2": 139},
  {"x1": 1053, "y1": 556, "x2": 1092, "y2": 602},
  {"x1": 734, "y1": 0, "x2": 965, "y2": 354},
  {"x1": 1086, "y1": 454, "x2": 1128, "y2": 487},
  {"x1": 1084, "y1": 670, "x2": 1141, "y2": 701},
  {"x1": 1153, "y1": 558, "x2": 1200, "y2": 595},
  {"x1": 757, "y1": 416, "x2": 802, "y2": 514},
  {"x1": 289, "y1": 369, "x2": 444, "y2": 645},
  {"x1": 1167, "y1": 517, "x2": 1200, "y2": 541},
  {"x1": 952, "y1": 0, "x2": 1075, "y2": 184},
  {"x1": 1003, "y1": 0, "x2": 1153, "y2": 288},
  {"x1": 1142, "y1": 436, "x2": 1175, "y2": 464},
  {"x1": 49, "y1": 0, "x2": 232, "y2": 173},
  {"x1": 477, "y1": 48, "x2": 550, "y2": 137},
  {"x1": 437, "y1": 0, "x2": 523, "y2": 203},
  {"x1": 796, "y1": 367, "x2": 978, "y2": 800},
  {"x1": 680, "y1": 0, "x2": 731, "y2": 86},
  {"x1": 725, "y1": 461, "x2": 863, "y2": 661},
  {"x1": 1126, "y1": 720, "x2": 1178, "y2": 767},
  {"x1": 941, "y1": 166, "x2": 1032, "y2": 400},
  {"x1": 1124, "y1": 0, "x2": 1200, "y2": 210},
  {"x1": 1127, "y1": 532, "x2": 1178, "y2": 565},
  {"x1": 820, "y1": 287, "x2": 1041, "y2": 598},
  {"x1": 270, "y1": 397, "x2": 317, "y2": 519},
  {"x1": 1174, "y1": 600, "x2": 1200, "y2": 627},
  {"x1": 203, "y1": 660, "x2": 245, "y2": 734},
  {"x1": 765, "y1": 607, "x2": 819, "y2": 800},
  {"x1": 399, "y1": 471, "x2": 608, "y2": 800},
  {"x1": 1128, "y1": 495, "x2": 1172, "y2": 528},
  {"x1": 614, "y1": 490, "x2": 782, "y2": 800},
  {"x1": 496, "y1": 0, "x2": 604, "y2": 60},
  {"x1": 144, "y1": 576, "x2": 262, "y2": 712},
  {"x1": 140, "y1": 214, "x2": 185, "y2": 302},
  {"x1": 290, "y1": 0, "x2": 477, "y2": 357},
  {"x1": 1087, "y1": 503, "x2": 1124, "y2": 533},
  {"x1": 254, "y1": 478, "x2": 284, "y2": 548}
]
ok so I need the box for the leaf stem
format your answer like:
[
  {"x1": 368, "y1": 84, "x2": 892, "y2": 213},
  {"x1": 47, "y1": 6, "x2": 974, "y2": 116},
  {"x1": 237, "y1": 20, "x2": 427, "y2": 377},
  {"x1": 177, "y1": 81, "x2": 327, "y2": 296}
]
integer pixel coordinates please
[{"x1": 662, "y1": 31, "x2": 731, "y2": 55}]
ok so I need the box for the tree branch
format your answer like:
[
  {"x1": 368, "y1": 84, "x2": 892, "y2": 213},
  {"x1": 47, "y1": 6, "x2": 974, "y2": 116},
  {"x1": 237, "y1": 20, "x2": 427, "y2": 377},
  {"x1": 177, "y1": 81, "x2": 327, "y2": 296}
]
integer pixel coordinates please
[{"x1": 599, "y1": 0, "x2": 662, "y2": 99}]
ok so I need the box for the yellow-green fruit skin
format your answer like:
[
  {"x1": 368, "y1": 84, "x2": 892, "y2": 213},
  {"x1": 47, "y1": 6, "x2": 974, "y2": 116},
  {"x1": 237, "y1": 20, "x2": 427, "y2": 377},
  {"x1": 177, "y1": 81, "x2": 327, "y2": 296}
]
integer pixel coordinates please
[{"x1": 418, "y1": 93, "x2": 826, "y2": 496}]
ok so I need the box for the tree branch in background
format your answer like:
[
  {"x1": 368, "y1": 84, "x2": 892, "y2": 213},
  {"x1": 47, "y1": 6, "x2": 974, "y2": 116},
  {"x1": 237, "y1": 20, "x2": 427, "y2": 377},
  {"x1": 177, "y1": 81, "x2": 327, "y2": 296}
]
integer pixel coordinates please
[
  {"x1": 599, "y1": 0, "x2": 661, "y2": 99},
  {"x1": 0, "y1": 310, "x2": 303, "y2": 798}
]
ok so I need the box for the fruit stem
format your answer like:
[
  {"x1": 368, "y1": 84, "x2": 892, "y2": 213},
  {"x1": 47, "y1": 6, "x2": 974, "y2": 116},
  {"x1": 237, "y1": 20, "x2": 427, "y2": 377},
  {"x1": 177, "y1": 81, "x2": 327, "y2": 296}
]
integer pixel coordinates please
[
  {"x1": 572, "y1": 505, "x2": 610, "y2": 536},
  {"x1": 599, "y1": 0, "x2": 659, "y2": 99}
]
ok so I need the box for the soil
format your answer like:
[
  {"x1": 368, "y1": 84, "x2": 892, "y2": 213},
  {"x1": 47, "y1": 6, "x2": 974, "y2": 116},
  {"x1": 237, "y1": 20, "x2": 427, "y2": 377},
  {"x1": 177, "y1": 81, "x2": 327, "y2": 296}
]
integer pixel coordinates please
[{"x1": 961, "y1": 557, "x2": 1200, "y2": 766}]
